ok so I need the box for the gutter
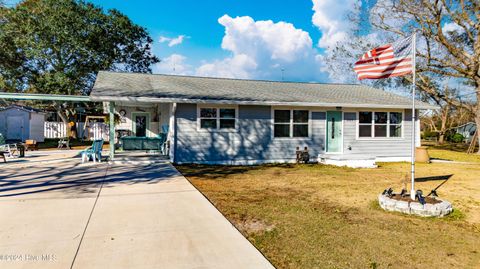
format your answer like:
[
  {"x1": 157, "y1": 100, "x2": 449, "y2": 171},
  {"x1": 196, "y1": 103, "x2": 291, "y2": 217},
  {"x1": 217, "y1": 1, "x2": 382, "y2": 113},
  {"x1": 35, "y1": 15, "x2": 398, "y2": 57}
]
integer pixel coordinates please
[{"x1": 90, "y1": 95, "x2": 439, "y2": 110}]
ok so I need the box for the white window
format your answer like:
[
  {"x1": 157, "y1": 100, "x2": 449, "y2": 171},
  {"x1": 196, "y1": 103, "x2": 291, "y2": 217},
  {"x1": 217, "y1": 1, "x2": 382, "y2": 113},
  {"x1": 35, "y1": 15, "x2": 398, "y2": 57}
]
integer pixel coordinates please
[
  {"x1": 358, "y1": 111, "x2": 402, "y2": 138},
  {"x1": 198, "y1": 107, "x2": 236, "y2": 130},
  {"x1": 273, "y1": 109, "x2": 309, "y2": 138}
]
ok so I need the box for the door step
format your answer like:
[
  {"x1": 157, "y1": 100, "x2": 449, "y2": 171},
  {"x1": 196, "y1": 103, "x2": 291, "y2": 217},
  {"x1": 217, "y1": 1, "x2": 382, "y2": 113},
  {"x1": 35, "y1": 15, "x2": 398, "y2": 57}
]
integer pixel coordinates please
[{"x1": 318, "y1": 154, "x2": 377, "y2": 168}]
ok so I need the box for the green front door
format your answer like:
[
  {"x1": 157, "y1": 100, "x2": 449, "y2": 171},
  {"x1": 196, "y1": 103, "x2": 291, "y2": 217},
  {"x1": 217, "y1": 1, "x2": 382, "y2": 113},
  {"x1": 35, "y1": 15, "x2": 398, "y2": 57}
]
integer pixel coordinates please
[{"x1": 326, "y1": 111, "x2": 343, "y2": 153}]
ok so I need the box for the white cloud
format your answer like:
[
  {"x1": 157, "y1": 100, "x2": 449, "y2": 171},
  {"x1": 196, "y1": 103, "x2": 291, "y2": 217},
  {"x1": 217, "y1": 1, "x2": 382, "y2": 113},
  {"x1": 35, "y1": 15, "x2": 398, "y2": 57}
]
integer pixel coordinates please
[
  {"x1": 196, "y1": 54, "x2": 257, "y2": 79},
  {"x1": 153, "y1": 54, "x2": 192, "y2": 75},
  {"x1": 159, "y1": 35, "x2": 187, "y2": 47},
  {"x1": 312, "y1": 0, "x2": 360, "y2": 50},
  {"x1": 195, "y1": 15, "x2": 325, "y2": 81},
  {"x1": 442, "y1": 22, "x2": 464, "y2": 34}
]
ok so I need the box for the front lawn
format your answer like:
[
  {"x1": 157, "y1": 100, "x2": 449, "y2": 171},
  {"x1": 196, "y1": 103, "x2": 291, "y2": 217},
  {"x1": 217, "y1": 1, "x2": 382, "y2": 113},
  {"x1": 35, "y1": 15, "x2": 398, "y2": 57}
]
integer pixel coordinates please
[
  {"x1": 428, "y1": 148, "x2": 480, "y2": 163},
  {"x1": 176, "y1": 154, "x2": 480, "y2": 268}
]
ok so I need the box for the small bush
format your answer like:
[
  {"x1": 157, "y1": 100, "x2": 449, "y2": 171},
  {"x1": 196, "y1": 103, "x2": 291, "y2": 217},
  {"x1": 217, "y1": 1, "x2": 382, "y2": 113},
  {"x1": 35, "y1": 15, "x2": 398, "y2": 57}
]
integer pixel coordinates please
[
  {"x1": 450, "y1": 133, "x2": 465, "y2": 143},
  {"x1": 422, "y1": 130, "x2": 438, "y2": 139}
]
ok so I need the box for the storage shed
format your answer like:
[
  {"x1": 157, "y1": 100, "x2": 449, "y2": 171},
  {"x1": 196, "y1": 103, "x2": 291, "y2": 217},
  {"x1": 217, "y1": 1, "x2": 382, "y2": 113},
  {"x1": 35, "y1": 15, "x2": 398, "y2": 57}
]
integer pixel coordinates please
[{"x1": 0, "y1": 105, "x2": 45, "y2": 142}]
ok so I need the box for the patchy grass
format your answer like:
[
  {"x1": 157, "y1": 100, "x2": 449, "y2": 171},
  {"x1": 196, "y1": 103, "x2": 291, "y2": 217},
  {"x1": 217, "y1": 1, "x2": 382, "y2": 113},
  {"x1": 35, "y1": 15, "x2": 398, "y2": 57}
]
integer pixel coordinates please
[
  {"x1": 428, "y1": 148, "x2": 480, "y2": 163},
  {"x1": 177, "y1": 161, "x2": 480, "y2": 269}
]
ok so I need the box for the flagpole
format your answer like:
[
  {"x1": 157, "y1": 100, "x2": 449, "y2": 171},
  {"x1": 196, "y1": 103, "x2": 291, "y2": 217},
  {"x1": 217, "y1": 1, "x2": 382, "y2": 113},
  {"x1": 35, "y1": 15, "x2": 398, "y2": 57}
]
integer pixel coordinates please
[{"x1": 410, "y1": 33, "x2": 417, "y2": 200}]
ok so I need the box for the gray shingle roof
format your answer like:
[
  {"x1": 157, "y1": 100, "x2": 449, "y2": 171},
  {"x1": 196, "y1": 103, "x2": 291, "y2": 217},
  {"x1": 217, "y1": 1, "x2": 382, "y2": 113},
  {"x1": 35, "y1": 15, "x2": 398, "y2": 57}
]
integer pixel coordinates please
[
  {"x1": 90, "y1": 71, "x2": 437, "y2": 109},
  {"x1": 0, "y1": 105, "x2": 45, "y2": 114}
]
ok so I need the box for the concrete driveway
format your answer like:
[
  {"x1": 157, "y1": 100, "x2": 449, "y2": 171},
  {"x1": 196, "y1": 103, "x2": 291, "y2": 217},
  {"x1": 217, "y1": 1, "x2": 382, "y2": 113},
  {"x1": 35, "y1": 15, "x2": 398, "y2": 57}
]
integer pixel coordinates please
[{"x1": 0, "y1": 161, "x2": 274, "y2": 269}]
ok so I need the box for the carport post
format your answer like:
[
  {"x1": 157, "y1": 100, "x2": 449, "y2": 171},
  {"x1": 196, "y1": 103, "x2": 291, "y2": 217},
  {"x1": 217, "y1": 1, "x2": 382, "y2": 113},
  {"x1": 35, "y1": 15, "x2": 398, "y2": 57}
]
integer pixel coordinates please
[{"x1": 109, "y1": 101, "x2": 115, "y2": 160}]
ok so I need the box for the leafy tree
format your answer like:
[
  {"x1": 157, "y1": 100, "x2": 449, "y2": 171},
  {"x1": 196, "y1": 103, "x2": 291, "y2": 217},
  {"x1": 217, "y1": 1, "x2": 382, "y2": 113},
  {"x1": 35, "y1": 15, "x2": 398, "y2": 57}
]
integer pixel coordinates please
[{"x1": 0, "y1": 0, "x2": 159, "y2": 122}]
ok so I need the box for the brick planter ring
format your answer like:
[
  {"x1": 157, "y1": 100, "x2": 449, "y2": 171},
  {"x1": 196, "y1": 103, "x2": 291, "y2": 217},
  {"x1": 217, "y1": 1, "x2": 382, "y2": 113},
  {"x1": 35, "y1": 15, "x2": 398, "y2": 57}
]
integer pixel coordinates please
[{"x1": 378, "y1": 194, "x2": 453, "y2": 217}]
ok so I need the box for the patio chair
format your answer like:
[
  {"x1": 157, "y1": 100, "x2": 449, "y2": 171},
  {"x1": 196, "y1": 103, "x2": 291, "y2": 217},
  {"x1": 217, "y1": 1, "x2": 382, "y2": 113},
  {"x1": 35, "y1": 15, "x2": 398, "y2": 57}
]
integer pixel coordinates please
[
  {"x1": 24, "y1": 140, "x2": 38, "y2": 151},
  {"x1": 0, "y1": 133, "x2": 13, "y2": 161},
  {"x1": 58, "y1": 137, "x2": 70, "y2": 149},
  {"x1": 80, "y1": 139, "x2": 104, "y2": 163},
  {"x1": 157, "y1": 133, "x2": 168, "y2": 155},
  {"x1": 0, "y1": 151, "x2": 6, "y2": 163},
  {"x1": 0, "y1": 143, "x2": 19, "y2": 158},
  {"x1": 161, "y1": 124, "x2": 169, "y2": 134}
]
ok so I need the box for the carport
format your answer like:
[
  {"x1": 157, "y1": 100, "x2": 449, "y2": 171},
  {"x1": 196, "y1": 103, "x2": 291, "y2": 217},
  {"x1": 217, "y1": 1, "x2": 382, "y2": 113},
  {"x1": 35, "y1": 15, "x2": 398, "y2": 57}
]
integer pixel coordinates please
[{"x1": 0, "y1": 92, "x2": 116, "y2": 160}]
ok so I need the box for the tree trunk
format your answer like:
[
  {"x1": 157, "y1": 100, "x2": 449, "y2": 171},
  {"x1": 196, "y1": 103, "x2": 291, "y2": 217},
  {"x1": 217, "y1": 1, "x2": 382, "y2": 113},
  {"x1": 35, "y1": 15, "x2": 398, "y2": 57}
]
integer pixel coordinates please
[
  {"x1": 53, "y1": 103, "x2": 71, "y2": 138},
  {"x1": 475, "y1": 112, "x2": 480, "y2": 154},
  {"x1": 476, "y1": 84, "x2": 480, "y2": 154},
  {"x1": 438, "y1": 133, "x2": 445, "y2": 144}
]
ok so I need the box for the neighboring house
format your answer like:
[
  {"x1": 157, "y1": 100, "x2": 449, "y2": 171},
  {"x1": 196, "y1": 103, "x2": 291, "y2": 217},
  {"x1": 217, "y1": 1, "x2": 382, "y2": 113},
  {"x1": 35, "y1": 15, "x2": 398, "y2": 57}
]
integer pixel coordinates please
[
  {"x1": 455, "y1": 122, "x2": 477, "y2": 143},
  {"x1": 90, "y1": 71, "x2": 437, "y2": 167},
  {"x1": 0, "y1": 105, "x2": 45, "y2": 142}
]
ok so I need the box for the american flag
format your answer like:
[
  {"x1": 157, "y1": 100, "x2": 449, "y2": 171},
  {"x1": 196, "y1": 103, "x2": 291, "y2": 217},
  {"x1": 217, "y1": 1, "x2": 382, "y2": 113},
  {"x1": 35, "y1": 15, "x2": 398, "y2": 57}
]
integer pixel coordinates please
[{"x1": 354, "y1": 35, "x2": 413, "y2": 80}]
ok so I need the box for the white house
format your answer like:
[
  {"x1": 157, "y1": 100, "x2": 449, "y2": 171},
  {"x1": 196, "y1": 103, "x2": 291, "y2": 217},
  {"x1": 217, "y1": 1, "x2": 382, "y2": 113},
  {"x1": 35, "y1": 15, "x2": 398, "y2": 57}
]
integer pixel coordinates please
[{"x1": 455, "y1": 122, "x2": 477, "y2": 143}]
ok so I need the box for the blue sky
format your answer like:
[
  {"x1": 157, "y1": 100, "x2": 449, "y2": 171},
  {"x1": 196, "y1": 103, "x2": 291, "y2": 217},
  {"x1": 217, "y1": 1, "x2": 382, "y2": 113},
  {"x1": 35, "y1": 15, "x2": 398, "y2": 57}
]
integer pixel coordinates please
[
  {"x1": 88, "y1": 0, "x2": 322, "y2": 64},
  {"x1": 84, "y1": 0, "x2": 371, "y2": 82},
  {"x1": 5, "y1": 0, "x2": 374, "y2": 82}
]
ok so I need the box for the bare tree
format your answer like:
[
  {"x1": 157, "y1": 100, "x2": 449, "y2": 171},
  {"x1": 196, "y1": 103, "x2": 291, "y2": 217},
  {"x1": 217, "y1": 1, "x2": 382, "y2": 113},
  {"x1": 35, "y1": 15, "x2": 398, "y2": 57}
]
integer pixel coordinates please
[
  {"x1": 421, "y1": 83, "x2": 472, "y2": 144},
  {"x1": 370, "y1": 0, "x2": 480, "y2": 152}
]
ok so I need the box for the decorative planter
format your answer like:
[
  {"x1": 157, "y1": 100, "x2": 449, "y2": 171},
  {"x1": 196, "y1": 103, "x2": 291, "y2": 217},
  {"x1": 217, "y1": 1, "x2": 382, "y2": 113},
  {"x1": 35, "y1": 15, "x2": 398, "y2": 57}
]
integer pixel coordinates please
[
  {"x1": 378, "y1": 194, "x2": 453, "y2": 217},
  {"x1": 415, "y1": 146, "x2": 430, "y2": 163}
]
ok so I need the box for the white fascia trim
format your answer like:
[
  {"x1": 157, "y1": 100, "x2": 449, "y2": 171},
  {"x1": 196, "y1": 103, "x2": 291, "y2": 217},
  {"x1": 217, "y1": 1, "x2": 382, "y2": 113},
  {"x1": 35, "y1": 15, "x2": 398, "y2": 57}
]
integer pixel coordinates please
[{"x1": 90, "y1": 96, "x2": 439, "y2": 110}]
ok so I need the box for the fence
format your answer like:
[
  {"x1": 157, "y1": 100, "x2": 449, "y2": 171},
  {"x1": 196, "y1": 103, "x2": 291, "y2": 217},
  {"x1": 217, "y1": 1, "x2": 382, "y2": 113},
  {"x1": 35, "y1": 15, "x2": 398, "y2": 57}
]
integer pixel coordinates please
[{"x1": 44, "y1": 122, "x2": 109, "y2": 141}]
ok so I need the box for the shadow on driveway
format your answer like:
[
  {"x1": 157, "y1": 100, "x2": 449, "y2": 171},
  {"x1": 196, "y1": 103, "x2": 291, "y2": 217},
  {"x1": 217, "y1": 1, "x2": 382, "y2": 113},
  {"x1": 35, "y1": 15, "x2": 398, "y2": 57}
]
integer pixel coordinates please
[{"x1": 0, "y1": 163, "x2": 179, "y2": 198}]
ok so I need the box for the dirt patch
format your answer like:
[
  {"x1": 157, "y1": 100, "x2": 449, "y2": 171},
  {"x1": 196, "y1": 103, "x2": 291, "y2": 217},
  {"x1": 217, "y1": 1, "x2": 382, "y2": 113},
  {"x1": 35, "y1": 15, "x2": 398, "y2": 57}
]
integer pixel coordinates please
[{"x1": 235, "y1": 218, "x2": 275, "y2": 234}]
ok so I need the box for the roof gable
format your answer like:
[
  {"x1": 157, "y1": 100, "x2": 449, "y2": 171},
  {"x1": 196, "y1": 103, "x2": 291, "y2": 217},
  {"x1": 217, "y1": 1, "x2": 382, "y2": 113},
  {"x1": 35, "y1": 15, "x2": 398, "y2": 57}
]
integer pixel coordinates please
[{"x1": 0, "y1": 105, "x2": 45, "y2": 114}]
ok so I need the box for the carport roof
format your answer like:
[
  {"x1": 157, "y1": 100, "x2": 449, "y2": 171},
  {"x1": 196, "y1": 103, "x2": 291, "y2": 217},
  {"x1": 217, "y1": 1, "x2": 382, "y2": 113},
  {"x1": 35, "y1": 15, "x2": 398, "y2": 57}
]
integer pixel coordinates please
[{"x1": 90, "y1": 71, "x2": 438, "y2": 110}]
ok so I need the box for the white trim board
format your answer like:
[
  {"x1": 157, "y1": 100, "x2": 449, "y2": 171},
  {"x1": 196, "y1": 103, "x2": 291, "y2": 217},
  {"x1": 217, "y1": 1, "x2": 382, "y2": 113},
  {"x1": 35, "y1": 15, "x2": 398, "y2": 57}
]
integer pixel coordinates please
[{"x1": 91, "y1": 95, "x2": 439, "y2": 110}]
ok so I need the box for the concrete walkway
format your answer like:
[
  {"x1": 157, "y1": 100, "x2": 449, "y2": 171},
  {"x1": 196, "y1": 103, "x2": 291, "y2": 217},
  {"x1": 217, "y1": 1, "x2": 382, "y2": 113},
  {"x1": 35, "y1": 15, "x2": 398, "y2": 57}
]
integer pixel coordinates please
[{"x1": 0, "y1": 161, "x2": 274, "y2": 269}]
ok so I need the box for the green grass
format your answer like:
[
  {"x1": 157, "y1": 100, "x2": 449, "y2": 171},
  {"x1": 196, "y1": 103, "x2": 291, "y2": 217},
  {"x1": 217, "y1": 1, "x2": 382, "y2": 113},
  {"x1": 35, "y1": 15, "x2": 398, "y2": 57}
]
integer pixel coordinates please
[{"x1": 177, "y1": 161, "x2": 480, "y2": 269}]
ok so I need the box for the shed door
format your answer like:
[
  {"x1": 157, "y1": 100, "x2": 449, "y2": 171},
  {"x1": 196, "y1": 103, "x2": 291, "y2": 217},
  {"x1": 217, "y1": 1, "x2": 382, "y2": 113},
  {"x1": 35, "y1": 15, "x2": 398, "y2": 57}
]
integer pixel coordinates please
[
  {"x1": 326, "y1": 111, "x2": 343, "y2": 153},
  {"x1": 7, "y1": 116, "x2": 24, "y2": 140}
]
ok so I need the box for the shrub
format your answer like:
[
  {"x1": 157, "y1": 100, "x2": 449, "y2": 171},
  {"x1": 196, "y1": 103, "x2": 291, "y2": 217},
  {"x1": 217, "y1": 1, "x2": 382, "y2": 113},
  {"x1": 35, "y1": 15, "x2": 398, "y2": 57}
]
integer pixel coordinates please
[
  {"x1": 421, "y1": 130, "x2": 438, "y2": 139},
  {"x1": 451, "y1": 133, "x2": 464, "y2": 143}
]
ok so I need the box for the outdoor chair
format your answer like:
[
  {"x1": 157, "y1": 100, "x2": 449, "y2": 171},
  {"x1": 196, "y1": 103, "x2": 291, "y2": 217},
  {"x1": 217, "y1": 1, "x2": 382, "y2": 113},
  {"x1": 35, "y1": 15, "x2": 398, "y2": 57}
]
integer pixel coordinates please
[
  {"x1": 24, "y1": 140, "x2": 38, "y2": 151},
  {"x1": 0, "y1": 133, "x2": 8, "y2": 162},
  {"x1": 80, "y1": 139, "x2": 104, "y2": 163},
  {"x1": 161, "y1": 124, "x2": 169, "y2": 134},
  {"x1": 157, "y1": 133, "x2": 168, "y2": 155},
  {"x1": 0, "y1": 151, "x2": 6, "y2": 163},
  {"x1": 0, "y1": 143, "x2": 19, "y2": 158},
  {"x1": 58, "y1": 138, "x2": 70, "y2": 149}
]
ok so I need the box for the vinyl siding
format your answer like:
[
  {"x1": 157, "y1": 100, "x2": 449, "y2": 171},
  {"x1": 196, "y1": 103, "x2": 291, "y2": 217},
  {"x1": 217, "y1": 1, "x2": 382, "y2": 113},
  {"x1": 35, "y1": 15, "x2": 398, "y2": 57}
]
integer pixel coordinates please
[
  {"x1": 175, "y1": 104, "x2": 326, "y2": 163},
  {"x1": 174, "y1": 104, "x2": 418, "y2": 164},
  {"x1": 342, "y1": 110, "x2": 415, "y2": 157}
]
